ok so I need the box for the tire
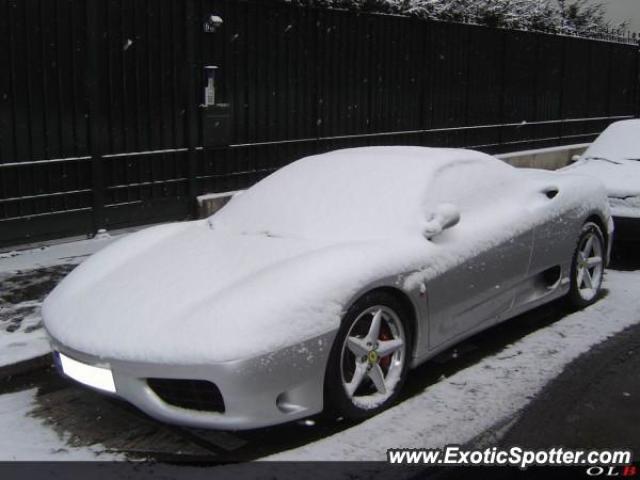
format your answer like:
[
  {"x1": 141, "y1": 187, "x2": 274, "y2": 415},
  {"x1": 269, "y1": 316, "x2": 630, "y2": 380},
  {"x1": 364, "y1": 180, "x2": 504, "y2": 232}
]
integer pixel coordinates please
[
  {"x1": 324, "y1": 290, "x2": 413, "y2": 421},
  {"x1": 567, "y1": 221, "x2": 606, "y2": 308}
]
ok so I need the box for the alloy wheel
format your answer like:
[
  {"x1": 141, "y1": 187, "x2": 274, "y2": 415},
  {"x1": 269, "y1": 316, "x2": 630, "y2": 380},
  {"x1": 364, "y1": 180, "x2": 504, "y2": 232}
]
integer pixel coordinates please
[
  {"x1": 575, "y1": 229, "x2": 604, "y2": 302},
  {"x1": 339, "y1": 306, "x2": 407, "y2": 410}
]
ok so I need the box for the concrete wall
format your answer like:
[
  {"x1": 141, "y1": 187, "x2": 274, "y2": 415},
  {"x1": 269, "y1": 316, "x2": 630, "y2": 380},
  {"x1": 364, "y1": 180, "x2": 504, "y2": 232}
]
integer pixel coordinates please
[
  {"x1": 497, "y1": 143, "x2": 589, "y2": 170},
  {"x1": 196, "y1": 191, "x2": 241, "y2": 218}
]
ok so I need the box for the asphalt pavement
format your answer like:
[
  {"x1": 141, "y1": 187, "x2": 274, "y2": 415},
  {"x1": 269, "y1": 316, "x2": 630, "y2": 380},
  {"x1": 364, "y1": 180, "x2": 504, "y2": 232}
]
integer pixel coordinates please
[
  {"x1": 500, "y1": 240, "x2": 640, "y2": 455},
  {"x1": 500, "y1": 311, "x2": 640, "y2": 455}
]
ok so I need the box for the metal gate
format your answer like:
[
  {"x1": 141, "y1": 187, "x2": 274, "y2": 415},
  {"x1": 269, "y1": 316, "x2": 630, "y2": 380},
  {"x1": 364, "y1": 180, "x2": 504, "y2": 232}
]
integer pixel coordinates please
[{"x1": 0, "y1": 0, "x2": 638, "y2": 247}]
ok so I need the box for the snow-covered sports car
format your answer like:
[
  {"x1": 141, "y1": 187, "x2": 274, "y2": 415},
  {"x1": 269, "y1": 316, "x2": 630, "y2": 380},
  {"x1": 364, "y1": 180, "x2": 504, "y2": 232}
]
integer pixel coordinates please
[
  {"x1": 43, "y1": 146, "x2": 612, "y2": 430},
  {"x1": 564, "y1": 119, "x2": 640, "y2": 240}
]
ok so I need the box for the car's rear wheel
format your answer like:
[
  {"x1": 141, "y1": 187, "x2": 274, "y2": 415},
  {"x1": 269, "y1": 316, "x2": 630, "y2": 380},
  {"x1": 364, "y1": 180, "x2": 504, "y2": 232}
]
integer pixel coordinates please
[
  {"x1": 324, "y1": 291, "x2": 412, "y2": 421},
  {"x1": 567, "y1": 221, "x2": 605, "y2": 308}
]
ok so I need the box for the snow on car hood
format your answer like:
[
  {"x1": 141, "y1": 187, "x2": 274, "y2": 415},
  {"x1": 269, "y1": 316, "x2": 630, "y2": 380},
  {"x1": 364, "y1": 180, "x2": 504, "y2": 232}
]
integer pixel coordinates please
[
  {"x1": 42, "y1": 221, "x2": 427, "y2": 364},
  {"x1": 563, "y1": 158, "x2": 640, "y2": 198}
]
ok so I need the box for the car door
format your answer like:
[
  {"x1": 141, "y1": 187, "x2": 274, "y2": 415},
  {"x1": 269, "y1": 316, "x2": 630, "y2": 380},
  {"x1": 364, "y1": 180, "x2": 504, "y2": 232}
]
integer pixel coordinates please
[
  {"x1": 425, "y1": 230, "x2": 534, "y2": 350},
  {"x1": 523, "y1": 180, "x2": 580, "y2": 293},
  {"x1": 419, "y1": 161, "x2": 535, "y2": 351}
]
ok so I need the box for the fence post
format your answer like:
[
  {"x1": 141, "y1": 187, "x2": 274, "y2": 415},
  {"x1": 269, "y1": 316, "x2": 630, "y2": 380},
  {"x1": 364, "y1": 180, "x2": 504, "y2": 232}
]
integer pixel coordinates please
[
  {"x1": 557, "y1": 36, "x2": 566, "y2": 142},
  {"x1": 606, "y1": 43, "x2": 612, "y2": 118},
  {"x1": 86, "y1": 0, "x2": 106, "y2": 234},
  {"x1": 498, "y1": 29, "x2": 507, "y2": 148},
  {"x1": 184, "y1": 0, "x2": 199, "y2": 216},
  {"x1": 637, "y1": 39, "x2": 640, "y2": 118}
]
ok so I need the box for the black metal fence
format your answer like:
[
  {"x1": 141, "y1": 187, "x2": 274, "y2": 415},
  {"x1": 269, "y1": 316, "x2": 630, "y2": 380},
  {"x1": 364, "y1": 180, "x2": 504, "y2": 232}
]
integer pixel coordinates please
[{"x1": 0, "y1": 0, "x2": 638, "y2": 247}]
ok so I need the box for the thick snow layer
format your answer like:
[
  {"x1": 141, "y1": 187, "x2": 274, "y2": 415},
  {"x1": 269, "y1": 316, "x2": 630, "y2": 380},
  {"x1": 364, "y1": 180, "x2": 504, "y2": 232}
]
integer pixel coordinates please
[
  {"x1": 268, "y1": 270, "x2": 640, "y2": 461},
  {"x1": 212, "y1": 147, "x2": 518, "y2": 241},
  {"x1": 563, "y1": 158, "x2": 640, "y2": 214},
  {"x1": 608, "y1": 195, "x2": 640, "y2": 219},
  {"x1": 43, "y1": 147, "x2": 608, "y2": 365},
  {"x1": 0, "y1": 388, "x2": 118, "y2": 460},
  {"x1": 583, "y1": 119, "x2": 640, "y2": 162},
  {"x1": 43, "y1": 221, "x2": 432, "y2": 363},
  {"x1": 562, "y1": 119, "x2": 640, "y2": 214}
]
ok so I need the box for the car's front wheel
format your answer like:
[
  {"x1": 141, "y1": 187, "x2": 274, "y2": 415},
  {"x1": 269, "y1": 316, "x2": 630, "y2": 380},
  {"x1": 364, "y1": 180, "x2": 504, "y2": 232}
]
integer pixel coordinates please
[
  {"x1": 324, "y1": 291, "x2": 412, "y2": 421},
  {"x1": 567, "y1": 221, "x2": 605, "y2": 308}
]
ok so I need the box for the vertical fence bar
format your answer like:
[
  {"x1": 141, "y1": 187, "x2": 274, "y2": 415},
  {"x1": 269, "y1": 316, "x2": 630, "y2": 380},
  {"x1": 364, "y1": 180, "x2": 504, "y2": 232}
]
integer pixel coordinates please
[
  {"x1": 557, "y1": 36, "x2": 566, "y2": 142},
  {"x1": 636, "y1": 40, "x2": 640, "y2": 118},
  {"x1": 606, "y1": 43, "x2": 613, "y2": 118},
  {"x1": 498, "y1": 29, "x2": 507, "y2": 146},
  {"x1": 86, "y1": 0, "x2": 106, "y2": 232},
  {"x1": 184, "y1": 0, "x2": 198, "y2": 214},
  {"x1": 532, "y1": 33, "x2": 539, "y2": 149},
  {"x1": 462, "y1": 24, "x2": 469, "y2": 146}
]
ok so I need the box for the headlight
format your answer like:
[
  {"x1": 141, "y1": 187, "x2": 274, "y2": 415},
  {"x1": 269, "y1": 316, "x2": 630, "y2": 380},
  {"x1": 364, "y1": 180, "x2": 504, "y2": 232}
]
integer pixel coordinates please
[{"x1": 57, "y1": 352, "x2": 116, "y2": 393}]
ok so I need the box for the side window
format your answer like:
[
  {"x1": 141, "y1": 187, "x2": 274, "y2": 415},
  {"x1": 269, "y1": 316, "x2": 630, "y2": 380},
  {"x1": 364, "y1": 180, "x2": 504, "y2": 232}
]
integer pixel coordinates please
[{"x1": 426, "y1": 159, "x2": 517, "y2": 210}]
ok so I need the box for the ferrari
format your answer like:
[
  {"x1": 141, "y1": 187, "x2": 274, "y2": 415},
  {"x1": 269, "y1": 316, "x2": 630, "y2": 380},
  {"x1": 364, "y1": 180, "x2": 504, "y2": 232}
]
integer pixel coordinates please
[{"x1": 43, "y1": 146, "x2": 612, "y2": 429}]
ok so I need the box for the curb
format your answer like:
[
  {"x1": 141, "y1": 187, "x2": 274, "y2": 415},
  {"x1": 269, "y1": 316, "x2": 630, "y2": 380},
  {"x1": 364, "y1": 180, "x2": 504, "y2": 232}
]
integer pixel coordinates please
[{"x1": 0, "y1": 354, "x2": 52, "y2": 381}]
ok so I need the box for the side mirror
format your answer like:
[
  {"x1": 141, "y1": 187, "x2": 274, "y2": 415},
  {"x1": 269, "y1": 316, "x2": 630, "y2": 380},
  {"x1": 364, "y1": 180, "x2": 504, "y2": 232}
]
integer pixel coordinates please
[
  {"x1": 570, "y1": 154, "x2": 581, "y2": 163},
  {"x1": 423, "y1": 203, "x2": 461, "y2": 239}
]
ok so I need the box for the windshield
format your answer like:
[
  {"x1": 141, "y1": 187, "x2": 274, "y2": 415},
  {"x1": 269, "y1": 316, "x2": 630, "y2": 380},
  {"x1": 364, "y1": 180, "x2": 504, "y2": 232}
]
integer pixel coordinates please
[
  {"x1": 209, "y1": 147, "x2": 512, "y2": 241},
  {"x1": 209, "y1": 148, "x2": 434, "y2": 241}
]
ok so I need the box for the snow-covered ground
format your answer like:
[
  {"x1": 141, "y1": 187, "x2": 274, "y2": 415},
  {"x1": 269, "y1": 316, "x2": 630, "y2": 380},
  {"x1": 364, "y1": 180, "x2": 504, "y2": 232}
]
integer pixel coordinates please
[
  {"x1": 0, "y1": 303, "x2": 50, "y2": 368},
  {"x1": 269, "y1": 270, "x2": 640, "y2": 460},
  {"x1": 0, "y1": 233, "x2": 117, "y2": 274},
  {"x1": 1, "y1": 236, "x2": 124, "y2": 460},
  {"x1": 0, "y1": 234, "x2": 121, "y2": 368},
  {"x1": 0, "y1": 388, "x2": 120, "y2": 460}
]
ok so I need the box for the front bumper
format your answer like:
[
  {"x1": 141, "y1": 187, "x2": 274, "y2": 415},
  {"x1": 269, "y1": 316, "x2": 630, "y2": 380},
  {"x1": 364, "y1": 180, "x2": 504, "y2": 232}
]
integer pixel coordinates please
[{"x1": 50, "y1": 331, "x2": 336, "y2": 430}]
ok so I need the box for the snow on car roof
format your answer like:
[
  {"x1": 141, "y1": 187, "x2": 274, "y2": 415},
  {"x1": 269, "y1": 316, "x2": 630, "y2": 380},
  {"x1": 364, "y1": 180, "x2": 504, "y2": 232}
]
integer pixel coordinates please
[
  {"x1": 563, "y1": 120, "x2": 640, "y2": 198},
  {"x1": 584, "y1": 119, "x2": 640, "y2": 161},
  {"x1": 211, "y1": 146, "x2": 515, "y2": 241}
]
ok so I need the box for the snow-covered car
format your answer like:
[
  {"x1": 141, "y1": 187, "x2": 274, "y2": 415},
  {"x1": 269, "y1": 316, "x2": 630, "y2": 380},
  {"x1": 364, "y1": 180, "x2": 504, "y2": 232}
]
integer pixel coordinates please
[
  {"x1": 42, "y1": 146, "x2": 612, "y2": 430},
  {"x1": 563, "y1": 119, "x2": 640, "y2": 240}
]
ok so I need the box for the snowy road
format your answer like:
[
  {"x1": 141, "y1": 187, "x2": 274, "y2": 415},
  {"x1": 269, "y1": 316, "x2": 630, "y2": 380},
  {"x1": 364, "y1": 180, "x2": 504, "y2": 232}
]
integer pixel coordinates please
[
  {"x1": 1, "y1": 245, "x2": 639, "y2": 460},
  {"x1": 0, "y1": 388, "x2": 121, "y2": 460}
]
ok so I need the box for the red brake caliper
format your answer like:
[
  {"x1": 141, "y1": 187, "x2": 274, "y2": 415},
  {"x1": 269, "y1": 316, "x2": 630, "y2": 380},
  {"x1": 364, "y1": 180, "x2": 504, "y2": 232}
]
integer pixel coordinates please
[{"x1": 378, "y1": 323, "x2": 392, "y2": 370}]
